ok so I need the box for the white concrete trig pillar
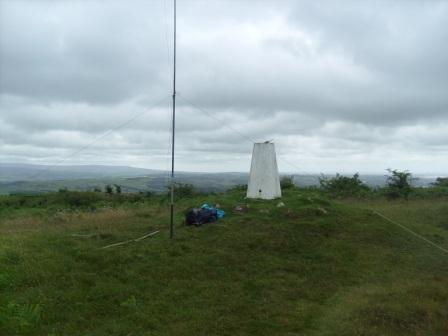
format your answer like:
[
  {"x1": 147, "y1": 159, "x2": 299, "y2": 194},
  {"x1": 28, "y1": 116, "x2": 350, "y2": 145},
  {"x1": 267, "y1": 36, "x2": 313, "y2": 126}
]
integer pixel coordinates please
[{"x1": 246, "y1": 142, "x2": 281, "y2": 199}]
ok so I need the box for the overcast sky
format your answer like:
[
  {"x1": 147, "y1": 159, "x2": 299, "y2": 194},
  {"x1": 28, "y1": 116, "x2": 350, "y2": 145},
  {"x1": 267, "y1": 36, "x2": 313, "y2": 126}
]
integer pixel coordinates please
[{"x1": 1, "y1": 0, "x2": 447, "y2": 174}]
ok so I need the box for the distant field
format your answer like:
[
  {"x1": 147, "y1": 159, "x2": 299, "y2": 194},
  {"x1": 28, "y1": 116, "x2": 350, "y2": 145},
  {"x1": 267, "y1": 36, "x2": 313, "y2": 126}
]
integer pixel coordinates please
[
  {"x1": 1, "y1": 189, "x2": 448, "y2": 335},
  {"x1": 0, "y1": 172, "x2": 437, "y2": 195},
  {"x1": 0, "y1": 174, "x2": 248, "y2": 195}
]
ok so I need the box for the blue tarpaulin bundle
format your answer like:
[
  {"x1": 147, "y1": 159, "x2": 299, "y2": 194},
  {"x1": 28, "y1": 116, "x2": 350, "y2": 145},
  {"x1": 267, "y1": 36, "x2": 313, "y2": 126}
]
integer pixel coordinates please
[
  {"x1": 201, "y1": 204, "x2": 225, "y2": 218},
  {"x1": 185, "y1": 204, "x2": 225, "y2": 226}
]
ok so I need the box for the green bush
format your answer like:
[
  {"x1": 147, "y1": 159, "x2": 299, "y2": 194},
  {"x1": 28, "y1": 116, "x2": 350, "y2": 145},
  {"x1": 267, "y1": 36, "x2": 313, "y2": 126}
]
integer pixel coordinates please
[
  {"x1": 432, "y1": 177, "x2": 448, "y2": 187},
  {"x1": 60, "y1": 192, "x2": 103, "y2": 208},
  {"x1": 105, "y1": 185, "x2": 113, "y2": 194},
  {"x1": 166, "y1": 183, "x2": 196, "y2": 200},
  {"x1": 228, "y1": 184, "x2": 247, "y2": 192},
  {"x1": 319, "y1": 173, "x2": 370, "y2": 198},
  {"x1": 139, "y1": 191, "x2": 154, "y2": 198},
  {"x1": 408, "y1": 187, "x2": 448, "y2": 199},
  {"x1": 280, "y1": 176, "x2": 295, "y2": 189}
]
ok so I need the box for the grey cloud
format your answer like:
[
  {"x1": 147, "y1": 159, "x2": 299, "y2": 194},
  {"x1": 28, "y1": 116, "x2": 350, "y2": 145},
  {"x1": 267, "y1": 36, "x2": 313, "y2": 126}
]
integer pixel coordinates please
[
  {"x1": 1, "y1": 0, "x2": 448, "y2": 173},
  {"x1": 0, "y1": 0, "x2": 170, "y2": 104}
]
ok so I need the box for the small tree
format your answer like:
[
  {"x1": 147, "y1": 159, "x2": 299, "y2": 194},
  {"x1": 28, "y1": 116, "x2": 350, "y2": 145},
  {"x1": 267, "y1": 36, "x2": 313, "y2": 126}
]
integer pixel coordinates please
[
  {"x1": 319, "y1": 173, "x2": 370, "y2": 197},
  {"x1": 386, "y1": 169, "x2": 413, "y2": 199},
  {"x1": 105, "y1": 184, "x2": 113, "y2": 194},
  {"x1": 115, "y1": 184, "x2": 122, "y2": 194},
  {"x1": 280, "y1": 175, "x2": 295, "y2": 189}
]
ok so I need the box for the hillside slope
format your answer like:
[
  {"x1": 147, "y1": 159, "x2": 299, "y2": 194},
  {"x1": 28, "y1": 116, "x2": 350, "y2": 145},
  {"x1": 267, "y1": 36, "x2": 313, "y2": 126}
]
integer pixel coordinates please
[
  {"x1": 0, "y1": 163, "x2": 165, "y2": 182},
  {"x1": 0, "y1": 173, "x2": 249, "y2": 195},
  {"x1": 1, "y1": 189, "x2": 447, "y2": 335}
]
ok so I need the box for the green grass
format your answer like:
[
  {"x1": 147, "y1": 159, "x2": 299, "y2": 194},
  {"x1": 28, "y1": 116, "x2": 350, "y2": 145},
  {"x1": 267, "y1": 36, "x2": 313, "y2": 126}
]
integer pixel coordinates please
[{"x1": 1, "y1": 189, "x2": 448, "y2": 335}]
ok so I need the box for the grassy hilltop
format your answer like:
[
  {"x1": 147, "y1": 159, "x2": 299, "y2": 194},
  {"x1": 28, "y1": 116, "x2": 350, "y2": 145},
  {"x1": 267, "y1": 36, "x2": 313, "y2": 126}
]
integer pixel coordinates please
[{"x1": 1, "y1": 187, "x2": 448, "y2": 335}]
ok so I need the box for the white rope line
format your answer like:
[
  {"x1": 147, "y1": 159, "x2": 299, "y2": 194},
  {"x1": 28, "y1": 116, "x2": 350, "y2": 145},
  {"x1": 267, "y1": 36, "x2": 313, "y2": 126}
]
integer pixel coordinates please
[
  {"x1": 99, "y1": 230, "x2": 160, "y2": 249},
  {"x1": 373, "y1": 210, "x2": 448, "y2": 255}
]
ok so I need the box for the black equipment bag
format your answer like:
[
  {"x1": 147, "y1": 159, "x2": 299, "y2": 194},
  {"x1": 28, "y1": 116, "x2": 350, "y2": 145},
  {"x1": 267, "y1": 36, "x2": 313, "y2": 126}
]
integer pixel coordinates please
[{"x1": 185, "y1": 208, "x2": 217, "y2": 226}]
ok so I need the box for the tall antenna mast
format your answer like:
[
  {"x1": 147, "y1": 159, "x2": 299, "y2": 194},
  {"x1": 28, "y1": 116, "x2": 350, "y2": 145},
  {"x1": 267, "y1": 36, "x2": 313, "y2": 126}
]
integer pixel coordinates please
[{"x1": 169, "y1": 0, "x2": 177, "y2": 239}]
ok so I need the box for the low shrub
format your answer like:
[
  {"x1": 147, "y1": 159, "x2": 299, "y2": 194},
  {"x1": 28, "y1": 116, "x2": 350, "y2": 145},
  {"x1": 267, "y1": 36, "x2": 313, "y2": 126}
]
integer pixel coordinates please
[
  {"x1": 432, "y1": 177, "x2": 448, "y2": 187},
  {"x1": 319, "y1": 173, "x2": 370, "y2": 198},
  {"x1": 166, "y1": 183, "x2": 197, "y2": 200},
  {"x1": 227, "y1": 184, "x2": 247, "y2": 192},
  {"x1": 60, "y1": 191, "x2": 103, "y2": 208},
  {"x1": 280, "y1": 176, "x2": 296, "y2": 189}
]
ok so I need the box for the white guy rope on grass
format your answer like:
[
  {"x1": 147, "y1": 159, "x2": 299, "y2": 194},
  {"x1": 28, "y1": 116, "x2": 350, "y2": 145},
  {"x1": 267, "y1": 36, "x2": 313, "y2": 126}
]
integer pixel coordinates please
[
  {"x1": 99, "y1": 231, "x2": 160, "y2": 249},
  {"x1": 373, "y1": 210, "x2": 448, "y2": 255}
]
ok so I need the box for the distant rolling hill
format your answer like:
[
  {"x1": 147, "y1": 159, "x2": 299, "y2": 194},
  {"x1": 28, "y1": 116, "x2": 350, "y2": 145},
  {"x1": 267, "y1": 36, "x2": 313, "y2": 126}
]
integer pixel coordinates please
[
  {"x1": 0, "y1": 163, "x2": 164, "y2": 182},
  {"x1": 0, "y1": 163, "x2": 438, "y2": 195},
  {"x1": 0, "y1": 173, "x2": 249, "y2": 195},
  {"x1": 0, "y1": 163, "x2": 249, "y2": 194}
]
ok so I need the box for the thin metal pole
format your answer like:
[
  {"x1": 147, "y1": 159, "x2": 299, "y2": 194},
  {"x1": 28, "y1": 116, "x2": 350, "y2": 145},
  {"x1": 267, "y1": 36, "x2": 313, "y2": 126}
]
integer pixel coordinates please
[{"x1": 169, "y1": 0, "x2": 177, "y2": 239}]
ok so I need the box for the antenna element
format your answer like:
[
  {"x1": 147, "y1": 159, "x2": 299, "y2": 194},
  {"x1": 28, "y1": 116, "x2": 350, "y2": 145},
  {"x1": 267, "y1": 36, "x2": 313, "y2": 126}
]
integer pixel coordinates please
[{"x1": 169, "y1": 0, "x2": 177, "y2": 239}]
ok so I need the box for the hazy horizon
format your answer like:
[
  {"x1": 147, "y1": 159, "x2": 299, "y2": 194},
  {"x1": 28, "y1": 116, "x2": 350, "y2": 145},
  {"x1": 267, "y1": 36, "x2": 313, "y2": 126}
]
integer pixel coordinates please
[{"x1": 1, "y1": 161, "x2": 445, "y2": 178}]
